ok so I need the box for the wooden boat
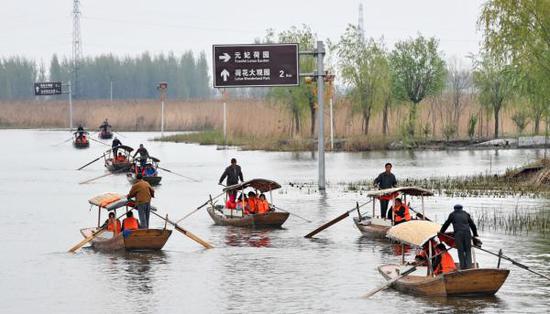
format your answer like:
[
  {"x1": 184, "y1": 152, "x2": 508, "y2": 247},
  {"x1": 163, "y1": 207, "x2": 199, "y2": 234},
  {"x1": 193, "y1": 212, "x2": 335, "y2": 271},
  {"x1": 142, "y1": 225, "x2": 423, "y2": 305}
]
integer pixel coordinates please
[
  {"x1": 354, "y1": 186, "x2": 433, "y2": 239},
  {"x1": 127, "y1": 156, "x2": 162, "y2": 186},
  {"x1": 206, "y1": 178, "x2": 290, "y2": 228},
  {"x1": 375, "y1": 220, "x2": 510, "y2": 297},
  {"x1": 98, "y1": 128, "x2": 113, "y2": 139},
  {"x1": 79, "y1": 192, "x2": 172, "y2": 252},
  {"x1": 104, "y1": 145, "x2": 133, "y2": 172},
  {"x1": 378, "y1": 264, "x2": 509, "y2": 297},
  {"x1": 73, "y1": 131, "x2": 89, "y2": 148},
  {"x1": 80, "y1": 228, "x2": 171, "y2": 252}
]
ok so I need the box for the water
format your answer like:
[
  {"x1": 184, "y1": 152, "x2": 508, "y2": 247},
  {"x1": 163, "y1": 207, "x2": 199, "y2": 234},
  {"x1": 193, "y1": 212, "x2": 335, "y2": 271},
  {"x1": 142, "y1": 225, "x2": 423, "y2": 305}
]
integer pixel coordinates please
[{"x1": 0, "y1": 129, "x2": 549, "y2": 313}]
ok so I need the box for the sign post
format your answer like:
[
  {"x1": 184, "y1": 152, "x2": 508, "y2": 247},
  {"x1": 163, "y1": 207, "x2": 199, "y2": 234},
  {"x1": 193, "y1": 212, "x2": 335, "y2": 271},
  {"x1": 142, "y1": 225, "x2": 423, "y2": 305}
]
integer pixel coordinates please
[
  {"x1": 213, "y1": 44, "x2": 299, "y2": 88},
  {"x1": 34, "y1": 81, "x2": 72, "y2": 129},
  {"x1": 316, "y1": 41, "x2": 326, "y2": 190}
]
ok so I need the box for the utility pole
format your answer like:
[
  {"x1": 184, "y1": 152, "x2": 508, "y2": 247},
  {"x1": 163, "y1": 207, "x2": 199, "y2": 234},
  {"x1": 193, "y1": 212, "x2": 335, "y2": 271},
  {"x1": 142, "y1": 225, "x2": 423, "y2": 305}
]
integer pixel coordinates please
[
  {"x1": 316, "y1": 41, "x2": 326, "y2": 190},
  {"x1": 110, "y1": 78, "x2": 113, "y2": 103},
  {"x1": 72, "y1": 0, "x2": 82, "y2": 98},
  {"x1": 68, "y1": 81, "x2": 73, "y2": 129},
  {"x1": 157, "y1": 82, "x2": 168, "y2": 137}
]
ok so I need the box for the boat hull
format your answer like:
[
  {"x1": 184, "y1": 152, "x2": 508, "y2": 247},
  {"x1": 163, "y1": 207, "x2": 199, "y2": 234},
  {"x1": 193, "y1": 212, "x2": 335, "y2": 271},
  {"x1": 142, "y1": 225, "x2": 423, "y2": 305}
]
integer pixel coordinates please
[
  {"x1": 207, "y1": 206, "x2": 289, "y2": 228},
  {"x1": 353, "y1": 217, "x2": 390, "y2": 239},
  {"x1": 127, "y1": 173, "x2": 162, "y2": 186},
  {"x1": 73, "y1": 141, "x2": 89, "y2": 148},
  {"x1": 99, "y1": 131, "x2": 113, "y2": 139},
  {"x1": 105, "y1": 159, "x2": 131, "y2": 172},
  {"x1": 378, "y1": 264, "x2": 509, "y2": 297},
  {"x1": 80, "y1": 228, "x2": 171, "y2": 252}
]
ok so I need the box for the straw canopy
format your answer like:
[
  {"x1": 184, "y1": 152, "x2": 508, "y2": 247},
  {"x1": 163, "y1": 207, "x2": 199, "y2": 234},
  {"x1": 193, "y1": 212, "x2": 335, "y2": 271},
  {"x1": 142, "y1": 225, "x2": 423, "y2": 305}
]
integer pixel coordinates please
[
  {"x1": 386, "y1": 220, "x2": 442, "y2": 247},
  {"x1": 223, "y1": 178, "x2": 281, "y2": 193},
  {"x1": 366, "y1": 186, "x2": 433, "y2": 197}
]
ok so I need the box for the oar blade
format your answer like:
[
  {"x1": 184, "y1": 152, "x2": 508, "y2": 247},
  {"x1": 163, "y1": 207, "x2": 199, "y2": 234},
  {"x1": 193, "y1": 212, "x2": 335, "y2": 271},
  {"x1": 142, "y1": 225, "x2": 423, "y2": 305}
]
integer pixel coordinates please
[
  {"x1": 363, "y1": 267, "x2": 416, "y2": 298},
  {"x1": 304, "y1": 211, "x2": 350, "y2": 238},
  {"x1": 68, "y1": 229, "x2": 105, "y2": 252}
]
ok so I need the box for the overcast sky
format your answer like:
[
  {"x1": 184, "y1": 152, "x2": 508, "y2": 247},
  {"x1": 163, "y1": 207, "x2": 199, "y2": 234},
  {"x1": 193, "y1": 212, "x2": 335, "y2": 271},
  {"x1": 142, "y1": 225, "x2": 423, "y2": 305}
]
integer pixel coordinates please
[{"x1": 1, "y1": 0, "x2": 484, "y2": 68}]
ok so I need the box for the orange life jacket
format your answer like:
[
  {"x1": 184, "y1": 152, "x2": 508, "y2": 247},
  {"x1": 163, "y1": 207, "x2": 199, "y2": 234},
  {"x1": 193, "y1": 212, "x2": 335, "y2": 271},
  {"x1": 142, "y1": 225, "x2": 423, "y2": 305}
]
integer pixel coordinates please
[
  {"x1": 378, "y1": 192, "x2": 399, "y2": 201},
  {"x1": 393, "y1": 203, "x2": 411, "y2": 223},
  {"x1": 434, "y1": 251, "x2": 457, "y2": 275},
  {"x1": 115, "y1": 155, "x2": 126, "y2": 162},
  {"x1": 123, "y1": 217, "x2": 139, "y2": 230},
  {"x1": 107, "y1": 219, "x2": 122, "y2": 234},
  {"x1": 246, "y1": 198, "x2": 258, "y2": 214},
  {"x1": 257, "y1": 200, "x2": 269, "y2": 214}
]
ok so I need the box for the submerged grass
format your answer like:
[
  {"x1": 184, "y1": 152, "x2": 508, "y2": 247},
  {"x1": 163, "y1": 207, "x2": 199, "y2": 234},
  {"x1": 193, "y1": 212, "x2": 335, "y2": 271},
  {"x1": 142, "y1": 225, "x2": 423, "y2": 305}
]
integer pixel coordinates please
[{"x1": 473, "y1": 207, "x2": 550, "y2": 235}]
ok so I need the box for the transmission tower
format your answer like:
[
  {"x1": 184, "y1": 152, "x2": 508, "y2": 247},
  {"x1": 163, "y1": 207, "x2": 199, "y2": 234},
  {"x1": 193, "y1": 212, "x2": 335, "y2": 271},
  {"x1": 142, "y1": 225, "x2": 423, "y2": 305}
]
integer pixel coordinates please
[
  {"x1": 72, "y1": 0, "x2": 83, "y2": 98},
  {"x1": 358, "y1": 2, "x2": 366, "y2": 43}
]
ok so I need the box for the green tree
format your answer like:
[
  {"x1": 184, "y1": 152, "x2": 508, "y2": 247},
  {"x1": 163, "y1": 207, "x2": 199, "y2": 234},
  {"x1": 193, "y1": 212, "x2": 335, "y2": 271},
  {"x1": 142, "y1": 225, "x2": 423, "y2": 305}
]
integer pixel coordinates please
[
  {"x1": 473, "y1": 54, "x2": 514, "y2": 138},
  {"x1": 335, "y1": 25, "x2": 390, "y2": 135},
  {"x1": 389, "y1": 35, "x2": 446, "y2": 135},
  {"x1": 479, "y1": 0, "x2": 549, "y2": 135}
]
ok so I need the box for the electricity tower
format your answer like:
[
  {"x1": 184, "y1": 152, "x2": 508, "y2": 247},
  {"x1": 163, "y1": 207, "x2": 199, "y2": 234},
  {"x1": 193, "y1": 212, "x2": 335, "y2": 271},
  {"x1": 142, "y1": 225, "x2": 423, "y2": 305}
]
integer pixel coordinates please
[
  {"x1": 358, "y1": 3, "x2": 366, "y2": 42},
  {"x1": 72, "y1": 0, "x2": 83, "y2": 98}
]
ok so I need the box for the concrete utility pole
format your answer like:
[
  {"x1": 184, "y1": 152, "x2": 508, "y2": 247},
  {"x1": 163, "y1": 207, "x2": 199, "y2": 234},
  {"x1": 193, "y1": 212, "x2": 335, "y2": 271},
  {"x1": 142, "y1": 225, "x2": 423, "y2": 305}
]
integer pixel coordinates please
[
  {"x1": 157, "y1": 82, "x2": 168, "y2": 137},
  {"x1": 72, "y1": 0, "x2": 82, "y2": 98},
  {"x1": 316, "y1": 41, "x2": 326, "y2": 190},
  {"x1": 68, "y1": 81, "x2": 73, "y2": 129}
]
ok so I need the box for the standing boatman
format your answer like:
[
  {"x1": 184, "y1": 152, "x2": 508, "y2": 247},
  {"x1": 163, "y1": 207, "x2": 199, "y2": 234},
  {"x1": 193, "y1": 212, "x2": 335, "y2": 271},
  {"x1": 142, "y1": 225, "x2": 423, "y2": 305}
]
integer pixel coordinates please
[
  {"x1": 440, "y1": 204, "x2": 480, "y2": 270},
  {"x1": 112, "y1": 137, "x2": 122, "y2": 156},
  {"x1": 127, "y1": 173, "x2": 155, "y2": 229},
  {"x1": 133, "y1": 144, "x2": 149, "y2": 166},
  {"x1": 219, "y1": 158, "x2": 244, "y2": 187},
  {"x1": 373, "y1": 162, "x2": 397, "y2": 219}
]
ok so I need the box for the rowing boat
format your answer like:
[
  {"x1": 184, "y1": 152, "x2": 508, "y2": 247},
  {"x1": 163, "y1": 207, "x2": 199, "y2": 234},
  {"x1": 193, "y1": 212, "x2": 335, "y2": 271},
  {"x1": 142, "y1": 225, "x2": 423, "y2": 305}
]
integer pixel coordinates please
[
  {"x1": 375, "y1": 220, "x2": 509, "y2": 297},
  {"x1": 378, "y1": 264, "x2": 509, "y2": 297},
  {"x1": 77, "y1": 193, "x2": 172, "y2": 252},
  {"x1": 206, "y1": 178, "x2": 290, "y2": 228},
  {"x1": 73, "y1": 132, "x2": 89, "y2": 148},
  {"x1": 354, "y1": 186, "x2": 433, "y2": 238},
  {"x1": 104, "y1": 145, "x2": 133, "y2": 172},
  {"x1": 127, "y1": 156, "x2": 162, "y2": 186}
]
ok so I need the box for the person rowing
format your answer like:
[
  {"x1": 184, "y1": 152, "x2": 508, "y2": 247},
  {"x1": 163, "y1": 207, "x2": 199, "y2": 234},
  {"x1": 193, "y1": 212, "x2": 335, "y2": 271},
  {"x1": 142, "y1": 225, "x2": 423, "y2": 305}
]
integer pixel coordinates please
[
  {"x1": 373, "y1": 162, "x2": 397, "y2": 219},
  {"x1": 133, "y1": 144, "x2": 149, "y2": 166},
  {"x1": 440, "y1": 204, "x2": 480, "y2": 270}
]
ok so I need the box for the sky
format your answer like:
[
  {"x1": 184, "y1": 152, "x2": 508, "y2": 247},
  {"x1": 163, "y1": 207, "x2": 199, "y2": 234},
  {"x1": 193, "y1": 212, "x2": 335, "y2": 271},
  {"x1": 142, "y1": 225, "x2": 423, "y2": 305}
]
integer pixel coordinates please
[{"x1": 0, "y1": 0, "x2": 485, "y2": 68}]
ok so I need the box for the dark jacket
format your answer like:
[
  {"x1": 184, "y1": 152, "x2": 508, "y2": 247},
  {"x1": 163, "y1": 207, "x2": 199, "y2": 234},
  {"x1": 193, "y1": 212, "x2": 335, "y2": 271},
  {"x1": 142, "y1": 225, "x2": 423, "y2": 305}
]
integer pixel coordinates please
[
  {"x1": 133, "y1": 147, "x2": 149, "y2": 159},
  {"x1": 440, "y1": 208, "x2": 479, "y2": 237},
  {"x1": 219, "y1": 165, "x2": 243, "y2": 186},
  {"x1": 112, "y1": 138, "x2": 122, "y2": 148},
  {"x1": 374, "y1": 172, "x2": 397, "y2": 189}
]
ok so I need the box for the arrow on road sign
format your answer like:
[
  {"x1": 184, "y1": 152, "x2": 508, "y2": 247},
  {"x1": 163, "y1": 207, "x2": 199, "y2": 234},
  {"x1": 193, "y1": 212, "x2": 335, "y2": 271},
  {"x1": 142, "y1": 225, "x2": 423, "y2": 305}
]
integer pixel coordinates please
[
  {"x1": 218, "y1": 53, "x2": 231, "y2": 63},
  {"x1": 220, "y1": 69, "x2": 230, "y2": 82}
]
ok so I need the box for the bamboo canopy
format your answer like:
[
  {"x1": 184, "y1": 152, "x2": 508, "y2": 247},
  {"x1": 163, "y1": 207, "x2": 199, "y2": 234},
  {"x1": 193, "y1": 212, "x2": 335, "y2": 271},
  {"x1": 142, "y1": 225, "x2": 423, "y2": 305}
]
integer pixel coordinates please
[
  {"x1": 366, "y1": 186, "x2": 434, "y2": 197},
  {"x1": 223, "y1": 178, "x2": 281, "y2": 193}
]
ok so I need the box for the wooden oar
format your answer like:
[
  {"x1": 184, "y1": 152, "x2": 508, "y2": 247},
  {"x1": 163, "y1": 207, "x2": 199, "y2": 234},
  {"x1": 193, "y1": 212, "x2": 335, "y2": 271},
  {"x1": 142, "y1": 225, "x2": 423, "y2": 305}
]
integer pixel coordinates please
[
  {"x1": 151, "y1": 211, "x2": 213, "y2": 249},
  {"x1": 53, "y1": 137, "x2": 74, "y2": 146},
  {"x1": 272, "y1": 205, "x2": 312, "y2": 223},
  {"x1": 409, "y1": 206, "x2": 431, "y2": 221},
  {"x1": 79, "y1": 167, "x2": 127, "y2": 184},
  {"x1": 175, "y1": 191, "x2": 226, "y2": 224},
  {"x1": 157, "y1": 166, "x2": 201, "y2": 182},
  {"x1": 68, "y1": 212, "x2": 126, "y2": 253},
  {"x1": 113, "y1": 131, "x2": 127, "y2": 138},
  {"x1": 363, "y1": 266, "x2": 417, "y2": 298},
  {"x1": 90, "y1": 137, "x2": 110, "y2": 146},
  {"x1": 437, "y1": 232, "x2": 550, "y2": 281},
  {"x1": 304, "y1": 199, "x2": 372, "y2": 238},
  {"x1": 77, "y1": 152, "x2": 108, "y2": 170}
]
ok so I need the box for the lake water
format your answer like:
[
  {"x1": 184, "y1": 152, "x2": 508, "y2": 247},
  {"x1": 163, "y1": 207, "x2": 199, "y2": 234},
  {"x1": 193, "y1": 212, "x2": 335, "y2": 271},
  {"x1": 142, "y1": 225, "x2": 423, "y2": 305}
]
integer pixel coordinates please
[{"x1": 0, "y1": 129, "x2": 548, "y2": 313}]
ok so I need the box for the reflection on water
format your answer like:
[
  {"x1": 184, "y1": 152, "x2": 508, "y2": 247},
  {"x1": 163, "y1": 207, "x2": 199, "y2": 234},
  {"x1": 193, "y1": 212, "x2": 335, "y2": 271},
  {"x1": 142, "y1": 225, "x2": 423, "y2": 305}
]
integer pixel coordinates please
[{"x1": 1, "y1": 130, "x2": 549, "y2": 313}]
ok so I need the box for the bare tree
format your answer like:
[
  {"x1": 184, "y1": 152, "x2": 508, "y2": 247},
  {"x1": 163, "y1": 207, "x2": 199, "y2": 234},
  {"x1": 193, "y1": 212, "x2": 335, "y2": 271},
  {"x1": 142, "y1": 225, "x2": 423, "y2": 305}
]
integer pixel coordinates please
[{"x1": 447, "y1": 58, "x2": 472, "y2": 135}]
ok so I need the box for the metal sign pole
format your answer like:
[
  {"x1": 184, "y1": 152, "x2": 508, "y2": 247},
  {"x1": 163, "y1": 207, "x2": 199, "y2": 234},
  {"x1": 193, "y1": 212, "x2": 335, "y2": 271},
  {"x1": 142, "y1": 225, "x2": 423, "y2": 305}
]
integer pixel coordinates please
[
  {"x1": 68, "y1": 80, "x2": 73, "y2": 130},
  {"x1": 161, "y1": 98, "x2": 165, "y2": 137},
  {"x1": 316, "y1": 41, "x2": 326, "y2": 190},
  {"x1": 330, "y1": 97, "x2": 334, "y2": 151}
]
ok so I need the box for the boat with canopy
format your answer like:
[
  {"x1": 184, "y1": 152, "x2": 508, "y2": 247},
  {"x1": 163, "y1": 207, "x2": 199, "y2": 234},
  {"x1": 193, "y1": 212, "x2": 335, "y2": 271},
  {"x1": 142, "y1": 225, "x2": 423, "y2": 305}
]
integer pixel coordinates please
[{"x1": 104, "y1": 145, "x2": 133, "y2": 172}]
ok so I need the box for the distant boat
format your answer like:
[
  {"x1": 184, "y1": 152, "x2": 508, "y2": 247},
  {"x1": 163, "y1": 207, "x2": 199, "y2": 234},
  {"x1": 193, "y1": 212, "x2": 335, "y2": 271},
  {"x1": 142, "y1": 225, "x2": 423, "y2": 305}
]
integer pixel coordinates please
[
  {"x1": 104, "y1": 145, "x2": 134, "y2": 172},
  {"x1": 206, "y1": 179, "x2": 290, "y2": 228},
  {"x1": 127, "y1": 156, "x2": 162, "y2": 186},
  {"x1": 73, "y1": 131, "x2": 89, "y2": 148}
]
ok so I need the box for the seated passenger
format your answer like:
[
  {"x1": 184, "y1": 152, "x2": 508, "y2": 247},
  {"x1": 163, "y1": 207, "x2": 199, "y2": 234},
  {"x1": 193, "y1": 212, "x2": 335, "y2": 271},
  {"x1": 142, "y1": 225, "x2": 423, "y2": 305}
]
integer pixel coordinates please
[
  {"x1": 236, "y1": 194, "x2": 247, "y2": 211},
  {"x1": 225, "y1": 193, "x2": 237, "y2": 209},
  {"x1": 145, "y1": 166, "x2": 156, "y2": 176},
  {"x1": 391, "y1": 198, "x2": 411, "y2": 225},
  {"x1": 115, "y1": 152, "x2": 126, "y2": 163},
  {"x1": 245, "y1": 191, "x2": 258, "y2": 215},
  {"x1": 433, "y1": 243, "x2": 457, "y2": 275},
  {"x1": 257, "y1": 193, "x2": 270, "y2": 214},
  {"x1": 104, "y1": 212, "x2": 121, "y2": 234},
  {"x1": 122, "y1": 211, "x2": 140, "y2": 231}
]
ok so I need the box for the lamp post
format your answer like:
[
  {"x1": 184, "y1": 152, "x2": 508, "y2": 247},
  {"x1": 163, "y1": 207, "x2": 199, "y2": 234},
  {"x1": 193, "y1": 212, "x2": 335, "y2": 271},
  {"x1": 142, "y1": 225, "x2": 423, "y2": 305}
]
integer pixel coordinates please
[{"x1": 157, "y1": 82, "x2": 168, "y2": 137}]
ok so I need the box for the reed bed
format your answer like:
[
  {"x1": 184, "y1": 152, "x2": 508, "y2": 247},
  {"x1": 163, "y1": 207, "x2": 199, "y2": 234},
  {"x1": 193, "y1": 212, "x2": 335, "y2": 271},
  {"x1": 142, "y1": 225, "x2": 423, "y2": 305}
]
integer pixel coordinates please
[
  {"x1": 0, "y1": 96, "x2": 527, "y2": 142},
  {"x1": 473, "y1": 207, "x2": 550, "y2": 235}
]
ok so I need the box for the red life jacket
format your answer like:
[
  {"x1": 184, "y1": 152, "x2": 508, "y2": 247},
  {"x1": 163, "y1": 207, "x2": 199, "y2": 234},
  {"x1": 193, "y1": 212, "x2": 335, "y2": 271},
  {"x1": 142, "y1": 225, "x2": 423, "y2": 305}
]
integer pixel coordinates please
[
  {"x1": 123, "y1": 217, "x2": 139, "y2": 230},
  {"x1": 435, "y1": 251, "x2": 457, "y2": 275},
  {"x1": 107, "y1": 219, "x2": 122, "y2": 234}
]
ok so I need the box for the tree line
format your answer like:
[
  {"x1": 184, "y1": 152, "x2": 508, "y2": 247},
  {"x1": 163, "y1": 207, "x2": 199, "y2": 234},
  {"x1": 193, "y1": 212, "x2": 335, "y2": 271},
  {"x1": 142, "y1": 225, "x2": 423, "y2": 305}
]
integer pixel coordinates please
[{"x1": 0, "y1": 51, "x2": 211, "y2": 100}]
